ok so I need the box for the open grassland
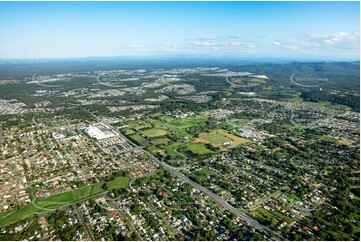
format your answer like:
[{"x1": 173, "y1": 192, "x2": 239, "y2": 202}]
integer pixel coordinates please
[
  {"x1": 249, "y1": 207, "x2": 294, "y2": 228},
  {"x1": 130, "y1": 121, "x2": 152, "y2": 130},
  {"x1": 124, "y1": 129, "x2": 136, "y2": 135},
  {"x1": 130, "y1": 134, "x2": 145, "y2": 142},
  {"x1": 187, "y1": 143, "x2": 215, "y2": 155},
  {"x1": 164, "y1": 142, "x2": 184, "y2": 158},
  {"x1": 0, "y1": 204, "x2": 43, "y2": 228},
  {"x1": 162, "y1": 115, "x2": 208, "y2": 128},
  {"x1": 142, "y1": 128, "x2": 168, "y2": 138},
  {"x1": 196, "y1": 129, "x2": 249, "y2": 148},
  {"x1": 216, "y1": 129, "x2": 249, "y2": 146},
  {"x1": 202, "y1": 133, "x2": 231, "y2": 144},
  {"x1": 0, "y1": 177, "x2": 129, "y2": 228},
  {"x1": 106, "y1": 177, "x2": 130, "y2": 190},
  {"x1": 151, "y1": 137, "x2": 172, "y2": 145}
]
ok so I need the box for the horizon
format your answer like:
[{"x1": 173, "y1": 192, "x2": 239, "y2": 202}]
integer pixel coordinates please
[
  {"x1": 0, "y1": 55, "x2": 359, "y2": 63},
  {"x1": 0, "y1": 1, "x2": 360, "y2": 60}
]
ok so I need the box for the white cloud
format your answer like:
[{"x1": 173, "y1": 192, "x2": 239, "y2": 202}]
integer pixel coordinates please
[
  {"x1": 313, "y1": 32, "x2": 360, "y2": 49},
  {"x1": 189, "y1": 39, "x2": 256, "y2": 51},
  {"x1": 272, "y1": 32, "x2": 359, "y2": 52},
  {"x1": 127, "y1": 44, "x2": 143, "y2": 49},
  {"x1": 228, "y1": 42, "x2": 241, "y2": 46},
  {"x1": 247, "y1": 44, "x2": 256, "y2": 49},
  {"x1": 191, "y1": 41, "x2": 215, "y2": 47},
  {"x1": 283, "y1": 44, "x2": 299, "y2": 50},
  {"x1": 158, "y1": 45, "x2": 181, "y2": 52}
]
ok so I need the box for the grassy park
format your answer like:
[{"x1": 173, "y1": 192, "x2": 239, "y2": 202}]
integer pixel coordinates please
[
  {"x1": 122, "y1": 115, "x2": 249, "y2": 158},
  {"x1": 141, "y1": 128, "x2": 168, "y2": 138},
  {"x1": 0, "y1": 177, "x2": 129, "y2": 228},
  {"x1": 106, "y1": 177, "x2": 130, "y2": 191},
  {"x1": 196, "y1": 129, "x2": 249, "y2": 149},
  {"x1": 186, "y1": 143, "x2": 215, "y2": 155}
]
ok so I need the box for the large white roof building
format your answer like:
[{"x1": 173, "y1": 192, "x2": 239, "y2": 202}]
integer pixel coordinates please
[{"x1": 85, "y1": 123, "x2": 118, "y2": 140}]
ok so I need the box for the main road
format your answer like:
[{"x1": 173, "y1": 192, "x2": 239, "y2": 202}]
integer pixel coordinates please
[{"x1": 105, "y1": 122, "x2": 281, "y2": 239}]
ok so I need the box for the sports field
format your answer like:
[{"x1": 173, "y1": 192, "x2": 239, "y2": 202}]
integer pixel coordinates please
[
  {"x1": 196, "y1": 129, "x2": 249, "y2": 148},
  {"x1": 203, "y1": 133, "x2": 231, "y2": 144}
]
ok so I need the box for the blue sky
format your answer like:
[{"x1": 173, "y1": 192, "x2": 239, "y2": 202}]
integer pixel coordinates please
[{"x1": 0, "y1": 1, "x2": 359, "y2": 60}]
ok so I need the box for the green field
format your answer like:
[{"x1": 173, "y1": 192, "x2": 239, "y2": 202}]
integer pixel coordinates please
[
  {"x1": 187, "y1": 143, "x2": 214, "y2": 155},
  {"x1": 142, "y1": 128, "x2": 168, "y2": 138},
  {"x1": 73, "y1": 182, "x2": 103, "y2": 200},
  {"x1": 146, "y1": 145, "x2": 159, "y2": 154},
  {"x1": 249, "y1": 207, "x2": 294, "y2": 226},
  {"x1": 286, "y1": 193, "x2": 302, "y2": 203},
  {"x1": 131, "y1": 122, "x2": 152, "y2": 130},
  {"x1": 106, "y1": 177, "x2": 130, "y2": 190},
  {"x1": 164, "y1": 142, "x2": 184, "y2": 158},
  {"x1": 196, "y1": 129, "x2": 248, "y2": 149},
  {"x1": 162, "y1": 115, "x2": 208, "y2": 128},
  {"x1": 130, "y1": 134, "x2": 145, "y2": 142},
  {"x1": 0, "y1": 204, "x2": 42, "y2": 228},
  {"x1": 203, "y1": 133, "x2": 231, "y2": 144},
  {"x1": 124, "y1": 129, "x2": 136, "y2": 135},
  {"x1": 0, "y1": 177, "x2": 129, "y2": 228},
  {"x1": 36, "y1": 191, "x2": 77, "y2": 207},
  {"x1": 152, "y1": 137, "x2": 171, "y2": 145}
]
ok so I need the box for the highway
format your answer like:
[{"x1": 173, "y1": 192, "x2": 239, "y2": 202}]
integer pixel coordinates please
[{"x1": 107, "y1": 123, "x2": 278, "y2": 237}]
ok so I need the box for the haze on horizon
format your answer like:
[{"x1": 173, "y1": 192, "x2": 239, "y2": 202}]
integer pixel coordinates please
[{"x1": 0, "y1": 1, "x2": 359, "y2": 60}]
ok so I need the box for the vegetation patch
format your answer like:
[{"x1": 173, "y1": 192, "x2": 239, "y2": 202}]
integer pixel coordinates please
[
  {"x1": 186, "y1": 143, "x2": 214, "y2": 155},
  {"x1": 0, "y1": 177, "x2": 129, "y2": 228},
  {"x1": 202, "y1": 133, "x2": 231, "y2": 144},
  {"x1": 131, "y1": 122, "x2": 152, "y2": 131},
  {"x1": 130, "y1": 134, "x2": 145, "y2": 142},
  {"x1": 142, "y1": 128, "x2": 168, "y2": 138},
  {"x1": 152, "y1": 137, "x2": 171, "y2": 145},
  {"x1": 124, "y1": 129, "x2": 136, "y2": 135},
  {"x1": 163, "y1": 115, "x2": 208, "y2": 128},
  {"x1": 286, "y1": 193, "x2": 302, "y2": 203},
  {"x1": 196, "y1": 129, "x2": 249, "y2": 148},
  {"x1": 106, "y1": 177, "x2": 130, "y2": 191}
]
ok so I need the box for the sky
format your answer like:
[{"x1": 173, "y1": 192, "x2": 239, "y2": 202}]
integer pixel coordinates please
[{"x1": 0, "y1": 1, "x2": 359, "y2": 60}]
